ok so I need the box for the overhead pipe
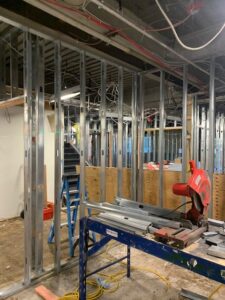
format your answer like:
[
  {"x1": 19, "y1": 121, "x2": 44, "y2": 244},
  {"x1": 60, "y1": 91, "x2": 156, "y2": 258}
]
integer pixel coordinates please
[
  {"x1": 22, "y1": 1, "x2": 200, "y2": 88},
  {"x1": 89, "y1": 0, "x2": 225, "y2": 87}
]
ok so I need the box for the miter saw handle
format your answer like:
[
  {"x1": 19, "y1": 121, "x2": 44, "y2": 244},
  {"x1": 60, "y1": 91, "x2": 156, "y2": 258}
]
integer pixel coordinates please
[{"x1": 189, "y1": 160, "x2": 196, "y2": 174}]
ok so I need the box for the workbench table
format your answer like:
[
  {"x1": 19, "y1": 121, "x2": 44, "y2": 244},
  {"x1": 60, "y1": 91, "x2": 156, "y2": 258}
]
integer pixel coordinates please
[{"x1": 79, "y1": 217, "x2": 225, "y2": 300}]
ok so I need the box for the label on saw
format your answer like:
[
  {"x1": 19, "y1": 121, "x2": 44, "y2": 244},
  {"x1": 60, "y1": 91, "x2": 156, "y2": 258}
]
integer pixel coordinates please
[
  {"x1": 106, "y1": 229, "x2": 118, "y2": 238},
  {"x1": 195, "y1": 175, "x2": 201, "y2": 186}
]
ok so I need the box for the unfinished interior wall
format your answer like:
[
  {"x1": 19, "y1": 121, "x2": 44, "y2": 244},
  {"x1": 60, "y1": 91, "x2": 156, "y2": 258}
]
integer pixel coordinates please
[
  {"x1": 0, "y1": 106, "x2": 24, "y2": 219},
  {"x1": 0, "y1": 107, "x2": 55, "y2": 219},
  {"x1": 78, "y1": 166, "x2": 182, "y2": 208},
  {"x1": 80, "y1": 166, "x2": 225, "y2": 220}
]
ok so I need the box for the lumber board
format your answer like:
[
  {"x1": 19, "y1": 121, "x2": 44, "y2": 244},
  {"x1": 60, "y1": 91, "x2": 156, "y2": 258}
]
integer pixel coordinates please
[
  {"x1": 0, "y1": 96, "x2": 24, "y2": 109},
  {"x1": 145, "y1": 127, "x2": 182, "y2": 132}
]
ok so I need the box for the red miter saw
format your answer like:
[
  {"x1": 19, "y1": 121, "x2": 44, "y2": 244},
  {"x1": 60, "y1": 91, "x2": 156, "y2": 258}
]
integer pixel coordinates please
[
  {"x1": 173, "y1": 160, "x2": 211, "y2": 226},
  {"x1": 154, "y1": 161, "x2": 211, "y2": 248}
]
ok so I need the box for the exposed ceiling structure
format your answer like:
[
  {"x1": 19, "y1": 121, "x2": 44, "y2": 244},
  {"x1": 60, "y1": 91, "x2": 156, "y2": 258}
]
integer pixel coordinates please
[{"x1": 0, "y1": 0, "x2": 225, "y2": 115}]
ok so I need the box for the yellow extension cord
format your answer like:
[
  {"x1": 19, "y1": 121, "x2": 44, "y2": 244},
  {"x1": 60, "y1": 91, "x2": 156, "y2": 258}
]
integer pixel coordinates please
[
  {"x1": 59, "y1": 241, "x2": 224, "y2": 300},
  {"x1": 59, "y1": 241, "x2": 170, "y2": 300}
]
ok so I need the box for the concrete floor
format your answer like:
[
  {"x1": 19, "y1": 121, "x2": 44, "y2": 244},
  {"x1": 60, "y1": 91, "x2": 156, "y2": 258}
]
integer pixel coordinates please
[
  {"x1": 0, "y1": 216, "x2": 70, "y2": 289},
  {"x1": 4, "y1": 241, "x2": 225, "y2": 300},
  {"x1": 1, "y1": 218, "x2": 225, "y2": 300}
]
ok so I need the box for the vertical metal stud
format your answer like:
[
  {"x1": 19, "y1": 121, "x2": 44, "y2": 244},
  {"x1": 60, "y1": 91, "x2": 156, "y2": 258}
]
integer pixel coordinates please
[
  {"x1": 137, "y1": 74, "x2": 144, "y2": 202},
  {"x1": 117, "y1": 67, "x2": 123, "y2": 197},
  {"x1": 200, "y1": 107, "x2": 206, "y2": 168},
  {"x1": 100, "y1": 61, "x2": 107, "y2": 202},
  {"x1": 10, "y1": 31, "x2": 18, "y2": 98},
  {"x1": 159, "y1": 71, "x2": 165, "y2": 208},
  {"x1": 131, "y1": 73, "x2": 138, "y2": 201},
  {"x1": 192, "y1": 95, "x2": 197, "y2": 162},
  {"x1": 80, "y1": 51, "x2": 86, "y2": 218},
  {"x1": 86, "y1": 118, "x2": 90, "y2": 164},
  {"x1": 34, "y1": 37, "x2": 45, "y2": 273},
  {"x1": 182, "y1": 65, "x2": 188, "y2": 210},
  {"x1": 196, "y1": 104, "x2": 200, "y2": 164},
  {"x1": 208, "y1": 57, "x2": 215, "y2": 218},
  {"x1": 153, "y1": 115, "x2": 157, "y2": 162},
  {"x1": 23, "y1": 31, "x2": 33, "y2": 285},
  {"x1": 125, "y1": 122, "x2": 129, "y2": 167},
  {"x1": 54, "y1": 41, "x2": 62, "y2": 273},
  {"x1": 0, "y1": 39, "x2": 6, "y2": 100}
]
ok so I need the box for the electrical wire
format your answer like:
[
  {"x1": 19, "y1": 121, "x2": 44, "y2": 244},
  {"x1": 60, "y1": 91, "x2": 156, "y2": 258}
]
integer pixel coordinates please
[
  {"x1": 42, "y1": 0, "x2": 178, "y2": 73},
  {"x1": 158, "y1": 200, "x2": 193, "y2": 218},
  {"x1": 105, "y1": 13, "x2": 192, "y2": 35},
  {"x1": 155, "y1": 0, "x2": 225, "y2": 51},
  {"x1": 59, "y1": 241, "x2": 170, "y2": 299}
]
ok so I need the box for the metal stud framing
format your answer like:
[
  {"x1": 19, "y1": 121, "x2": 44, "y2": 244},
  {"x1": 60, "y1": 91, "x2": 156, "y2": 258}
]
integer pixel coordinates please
[
  {"x1": 137, "y1": 74, "x2": 144, "y2": 202},
  {"x1": 34, "y1": 36, "x2": 45, "y2": 273},
  {"x1": 23, "y1": 30, "x2": 33, "y2": 285},
  {"x1": 131, "y1": 73, "x2": 138, "y2": 201},
  {"x1": 182, "y1": 65, "x2": 188, "y2": 210},
  {"x1": 0, "y1": 39, "x2": 6, "y2": 101},
  {"x1": 117, "y1": 67, "x2": 123, "y2": 197},
  {"x1": 159, "y1": 71, "x2": 165, "y2": 208},
  {"x1": 80, "y1": 51, "x2": 86, "y2": 218},
  {"x1": 192, "y1": 95, "x2": 198, "y2": 162},
  {"x1": 54, "y1": 41, "x2": 62, "y2": 273},
  {"x1": 208, "y1": 57, "x2": 215, "y2": 218},
  {"x1": 100, "y1": 61, "x2": 107, "y2": 202},
  {"x1": 10, "y1": 31, "x2": 19, "y2": 98}
]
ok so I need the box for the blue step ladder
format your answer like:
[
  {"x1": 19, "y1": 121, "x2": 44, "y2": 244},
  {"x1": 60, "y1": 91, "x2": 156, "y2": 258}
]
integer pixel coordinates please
[
  {"x1": 48, "y1": 172, "x2": 95, "y2": 257},
  {"x1": 48, "y1": 172, "x2": 80, "y2": 257}
]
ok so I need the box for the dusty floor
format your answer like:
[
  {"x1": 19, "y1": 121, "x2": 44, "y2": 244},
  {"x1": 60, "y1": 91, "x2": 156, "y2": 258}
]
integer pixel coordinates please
[
  {"x1": 0, "y1": 215, "x2": 71, "y2": 289},
  {"x1": 1, "y1": 219, "x2": 225, "y2": 300}
]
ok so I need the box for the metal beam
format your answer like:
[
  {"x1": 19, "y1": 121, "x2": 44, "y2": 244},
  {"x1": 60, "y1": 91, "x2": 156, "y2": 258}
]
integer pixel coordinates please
[
  {"x1": 0, "y1": 6, "x2": 201, "y2": 89},
  {"x1": 80, "y1": 51, "x2": 86, "y2": 217},
  {"x1": 137, "y1": 74, "x2": 144, "y2": 202},
  {"x1": 100, "y1": 61, "x2": 107, "y2": 202},
  {"x1": 117, "y1": 67, "x2": 123, "y2": 197},
  {"x1": 23, "y1": 30, "x2": 33, "y2": 286},
  {"x1": 182, "y1": 65, "x2": 188, "y2": 211},
  {"x1": 54, "y1": 41, "x2": 62, "y2": 273},
  {"x1": 192, "y1": 95, "x2": 198, "y2": 163},
  {"x1": 0, "y1": 7, "x2": 137, "y2": 74},
  {"x1": 131, "y1": 73, "x2": 138, "y2": 202},
  {"x1": 158, "y1": 71, "x2": 165, "y2": 208},
  {"x1": 0, "y1": 39, "x2": 6, "y2": 101},
  {"x1": 89, "y1": 0, "x2": 225, "y2": 87},
  {"x1": 10, "y1": 31, "x2": 18, "y2": 98},
  {"x1": 34, "y1": 36, "x2": 45, "y2": 274},
  {"x1": 208, "y1": 57, "x2": 215, "y2": 218}
]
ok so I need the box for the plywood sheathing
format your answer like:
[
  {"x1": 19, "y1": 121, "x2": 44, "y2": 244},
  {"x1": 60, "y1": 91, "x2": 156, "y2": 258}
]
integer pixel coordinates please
[
  {"x1": 80, "y1": 166, "x2": 181, "y2": 208},
  {"x1": 77, "y1": 166, "x2": 225, "y2": 220},
  {"x1": 213, "y1": 174, "x2": 225, "y2": 220}
]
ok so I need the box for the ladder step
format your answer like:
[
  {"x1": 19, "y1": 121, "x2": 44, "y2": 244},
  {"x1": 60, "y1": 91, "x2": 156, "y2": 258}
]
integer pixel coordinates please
[
  {"x1": 63, "y1": 189, "x2": 79, "y2": 196},
  {"x1": 65, "y1": 158, "x2": 78, "y2": 162},
  {"x1": 61, "y1": 205, "x2": 78, "y2": 211},
  {"x1": 61, "y1": 221, "x2": 75, "y2": 227},
  {"x1": 64, "y1": 164, "x2": 76, "y2": 168},
  {"x1": 63, "y1": 172, "x2": 78, "y2": 176},
  {"x1": 68, "y1": 178, "x2": 79, "y2": 183}
]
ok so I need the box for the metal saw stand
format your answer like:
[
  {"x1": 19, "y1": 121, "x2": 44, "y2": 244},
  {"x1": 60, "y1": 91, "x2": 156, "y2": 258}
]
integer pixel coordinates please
[{"x1": 79, "y1": 216, "x2": 225, "y2": 300}]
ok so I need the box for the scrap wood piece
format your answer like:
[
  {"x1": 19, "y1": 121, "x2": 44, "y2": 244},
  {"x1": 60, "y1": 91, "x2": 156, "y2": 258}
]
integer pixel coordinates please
[
  {"x1": 35, "y1": 285, "x2": 59, "y2": 300},
  {"x1": 0, "y1": 96, "x2": 24, "y2": 110}
]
